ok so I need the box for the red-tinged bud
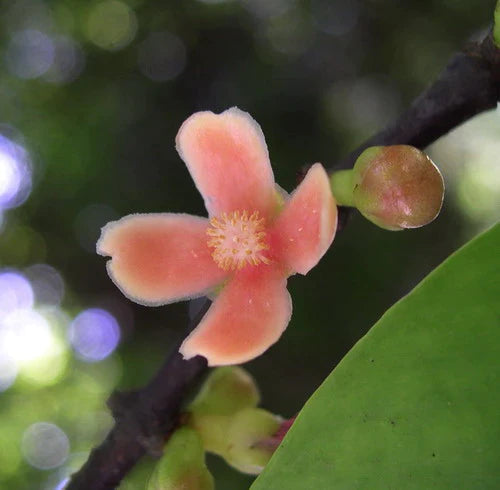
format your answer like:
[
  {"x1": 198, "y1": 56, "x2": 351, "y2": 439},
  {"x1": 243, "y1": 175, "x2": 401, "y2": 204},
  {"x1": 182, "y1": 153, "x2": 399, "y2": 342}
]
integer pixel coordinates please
[
  {"x1": 222, "y1": 408, "x2": 283, "y2": 475},
  {"x1": 147, "y1": 427, "x2": 214, "y2": 490},
  {"x1": 330, "y1": 145, "x2": 445, "y2": 231},
  {"x1": 255, "y1": 416, "x2": 296, "y2": 452}
]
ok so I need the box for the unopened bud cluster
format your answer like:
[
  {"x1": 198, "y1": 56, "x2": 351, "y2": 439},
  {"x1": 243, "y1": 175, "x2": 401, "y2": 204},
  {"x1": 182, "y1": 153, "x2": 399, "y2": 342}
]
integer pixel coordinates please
[
  {"x1": 148, "y1": 367, "x2": 289, "y2": 488},
  {"x1": 188, "y1": 366, "x2": 283, "y2": 475}
]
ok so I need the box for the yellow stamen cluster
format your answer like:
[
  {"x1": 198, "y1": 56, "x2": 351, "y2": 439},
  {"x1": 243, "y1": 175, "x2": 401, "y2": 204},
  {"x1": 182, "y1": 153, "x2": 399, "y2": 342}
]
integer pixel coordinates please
[{"x1": 206, "y1": 210, "x2": 271, "y2": 271}]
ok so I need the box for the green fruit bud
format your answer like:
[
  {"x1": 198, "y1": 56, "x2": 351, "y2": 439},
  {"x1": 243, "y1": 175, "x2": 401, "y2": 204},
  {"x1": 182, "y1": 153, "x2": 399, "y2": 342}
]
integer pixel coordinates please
[
  {"x1": 188, "y1": 413, "x2": 232, "y2": 456},
  {"x1": 147, "y1": 427, "x2": 214, "y2": 490},
  {"x1": 188, "y1": 367, "x2": 260, "y2": 456},
  {"x1": 331, "y1": 145, "x2": 444, "y2": 230},
  {"x1": 222, "y1": 408, "x2": 282, "y2": 475},
  {"x1": 189, "y1": 367, "x2": 260, "y2": 416}
]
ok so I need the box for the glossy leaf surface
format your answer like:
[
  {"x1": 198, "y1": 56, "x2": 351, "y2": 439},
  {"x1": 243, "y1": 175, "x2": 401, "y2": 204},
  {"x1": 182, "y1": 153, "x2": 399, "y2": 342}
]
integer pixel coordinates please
[{"x1": 253, "y1": 224, "x2": 500, "y2": 489}]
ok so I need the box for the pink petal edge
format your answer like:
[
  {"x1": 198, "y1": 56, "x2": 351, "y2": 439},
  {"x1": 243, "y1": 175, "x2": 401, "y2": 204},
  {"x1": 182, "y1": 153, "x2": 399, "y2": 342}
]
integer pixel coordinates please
[
  {"x1": 97, "y1": 213, "x2": 228, "y2": 306},
  {"x1": 176, "y1": 107, "x2": 277, "y2": 219},
  {"x1": 179, "y1": 266, "x2": 292, "y2": 366},
  {"x1": 270, "y1": 163, "x2": 337, "y2": 275}
]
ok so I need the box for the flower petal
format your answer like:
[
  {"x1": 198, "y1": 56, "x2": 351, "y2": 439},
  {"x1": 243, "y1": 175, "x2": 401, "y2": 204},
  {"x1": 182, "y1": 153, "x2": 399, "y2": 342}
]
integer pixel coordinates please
[
  {"x1": 176, "y1": 107, "x2": 277, "y2": 218},
  {"x1": 270, "y1": 163, "x2": 337, "y2": 275},
  {"x1": 179, "y1": 266, "x2": 292, "y2": 366},
  {"x1": 97, "y1": 213, "x2": 227, "y2": 306}
]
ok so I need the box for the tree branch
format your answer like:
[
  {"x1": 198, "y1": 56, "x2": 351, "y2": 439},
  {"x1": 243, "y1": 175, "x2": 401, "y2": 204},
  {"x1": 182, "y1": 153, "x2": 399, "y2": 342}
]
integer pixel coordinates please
[
  {"x1": 67, "y1": 33, "x2": 499, "y2": 490},
  {"x1": 66, "y1": 299, "x2": 210, "y2": 490},
  {"x1": 335, "y1": 33, "x2": 499, "y2": 170}
]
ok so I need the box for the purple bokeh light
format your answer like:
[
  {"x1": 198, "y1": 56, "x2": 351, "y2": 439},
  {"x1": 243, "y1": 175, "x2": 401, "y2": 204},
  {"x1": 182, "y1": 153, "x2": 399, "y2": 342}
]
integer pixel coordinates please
[
  {"x1": 53, "y1": 477, "x2": 70, "y2": 490},
  {"x1": 68, "y1": 308, "x2": 121, "y2": 362},
  {"x1": 0, "y1": 133, "x2": 32, "y2": 210},
  {"x1": 5, "y1": 29, "x2": 55, "y2": 79},
  {"x1": 0, "y1": 271, "x2": 34, "y2": 313}
]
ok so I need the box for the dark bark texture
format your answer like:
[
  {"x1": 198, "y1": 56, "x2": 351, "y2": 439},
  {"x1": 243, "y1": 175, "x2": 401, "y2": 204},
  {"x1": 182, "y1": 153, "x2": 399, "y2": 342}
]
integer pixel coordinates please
[{"x1": 335, "y1": 34, "x2": 500, "y2": 170}]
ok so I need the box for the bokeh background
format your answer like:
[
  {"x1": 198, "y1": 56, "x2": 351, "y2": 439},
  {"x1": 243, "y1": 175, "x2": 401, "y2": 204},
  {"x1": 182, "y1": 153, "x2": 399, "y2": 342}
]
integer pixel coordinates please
[{"x1": 0, "y1": 0, "x2": 499, "y2": 488}]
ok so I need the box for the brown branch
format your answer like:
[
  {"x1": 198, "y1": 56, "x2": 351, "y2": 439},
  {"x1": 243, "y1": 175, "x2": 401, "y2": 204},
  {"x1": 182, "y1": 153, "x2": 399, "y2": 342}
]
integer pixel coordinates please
[
  {"x1": 66, "y1": 299, "x2": 210, "y2": 490},
  {"x1": 67, "y1": 33, "x2": 500, "y2": 490},
  {"x1": 335, "y1": 33, "x2": 499, "y2": 170}
]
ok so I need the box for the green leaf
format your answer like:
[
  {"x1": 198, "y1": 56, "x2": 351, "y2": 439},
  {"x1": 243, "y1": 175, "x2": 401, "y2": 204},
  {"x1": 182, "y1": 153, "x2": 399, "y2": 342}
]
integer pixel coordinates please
[
  {"x1": 252, "y1": 224, "x2": 500, "y2": 490},
  {"x1": 495, "y1": 1, "x2": 500, "y2": 48}
]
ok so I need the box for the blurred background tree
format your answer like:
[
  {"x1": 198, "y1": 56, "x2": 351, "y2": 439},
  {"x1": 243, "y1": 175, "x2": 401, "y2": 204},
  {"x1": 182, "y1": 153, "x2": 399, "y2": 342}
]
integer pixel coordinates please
[{"x1": 0, "y1": 0, "x2": 498, "y2": 488}]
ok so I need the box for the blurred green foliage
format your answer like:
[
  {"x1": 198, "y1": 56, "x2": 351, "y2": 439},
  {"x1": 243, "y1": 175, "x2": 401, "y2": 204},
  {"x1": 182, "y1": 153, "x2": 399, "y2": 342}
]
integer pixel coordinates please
[{"x1": 0, "y1": 1, "x2": 498, "y2": 489}]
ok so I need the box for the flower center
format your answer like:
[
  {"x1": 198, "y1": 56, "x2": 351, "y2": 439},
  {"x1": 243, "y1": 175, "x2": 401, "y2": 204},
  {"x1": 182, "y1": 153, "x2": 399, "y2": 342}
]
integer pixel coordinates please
[{"x1": 206, "y1": 210, "x2": 270, "y2": 271}]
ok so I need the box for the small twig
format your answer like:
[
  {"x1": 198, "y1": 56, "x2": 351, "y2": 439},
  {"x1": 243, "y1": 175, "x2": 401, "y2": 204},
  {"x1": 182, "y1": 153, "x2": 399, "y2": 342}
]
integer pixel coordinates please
[{"x1": 67, "y1": 33, "x2": 500, "y2": 490}]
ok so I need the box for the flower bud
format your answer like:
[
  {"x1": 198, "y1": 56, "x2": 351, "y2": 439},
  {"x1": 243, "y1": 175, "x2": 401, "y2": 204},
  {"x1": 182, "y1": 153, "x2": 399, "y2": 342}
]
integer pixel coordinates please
[
  {"x1": 189, "y1": 367, "x2": 260, "y2": 416},
  {"x1": 188, "y1": 413, "x2": 230, "y2": 456},
  {"x1": 188, "y1": 367, "x2": 260, "y2": 455},
  {"x1": 331, "y1": 145, "x2": 444, "y2": 230},
  {"x1": 147, "y1": 427, "x2": 214, "y2": 490},
  {"x1": 222, "y1": 408, "x2": 283, "y2": 475},
  {"x1": 255, "y1": 416, "x2": 296, "y2": 452}
]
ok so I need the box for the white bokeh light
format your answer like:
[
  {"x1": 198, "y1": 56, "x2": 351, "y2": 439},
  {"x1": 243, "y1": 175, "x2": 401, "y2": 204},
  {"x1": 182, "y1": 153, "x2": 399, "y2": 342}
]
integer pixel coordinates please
[
  {"x1": 0, "y1": 268, "x2": 67, "y2": 389},
  {"x1": 0, "y1": 353, "x2": 18, "y2": 392},
  {"x1": 0, "y1": 133, "x2": 33, "y2": 210},
  {"x1": 44, "y1": 36, "x2": 86, "y2": 84},
  {"x1": 0, "y1": 152, "x2": 20, "y2": 204},
  {"x1": 428, "y1": 108, "x2": 500, "y2": 229},
  {"x1": 0, "y1": 309, "x2": 54, "y2": 363},
  {"x1": 21, "y1": 422, "x2": 70, "y2": 470},
  {"x1": 24, "y1": 264, "x2": 65, "y2": 306},
  {"x1": 69, "y1": 308, "x2": 121, "y2": 362},
  {"x1": 0, "y1": 271, "x2": 34, "y2": 313},
  {"x1": 5, "y1": 29, "x2": 55, "y2": 79}
]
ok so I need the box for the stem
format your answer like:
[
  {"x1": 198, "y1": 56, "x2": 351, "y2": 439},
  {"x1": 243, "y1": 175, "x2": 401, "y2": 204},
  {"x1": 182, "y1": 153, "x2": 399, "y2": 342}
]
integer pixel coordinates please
[{"x1": 330, "y1": 170, "x2": 355, "y2": 207}]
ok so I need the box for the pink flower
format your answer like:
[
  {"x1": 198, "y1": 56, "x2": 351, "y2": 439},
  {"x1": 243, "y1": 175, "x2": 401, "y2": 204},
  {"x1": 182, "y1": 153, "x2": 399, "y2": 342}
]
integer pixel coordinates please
[{"x1": 97, "y1": 108, "x2": 337, "y2": 366}]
